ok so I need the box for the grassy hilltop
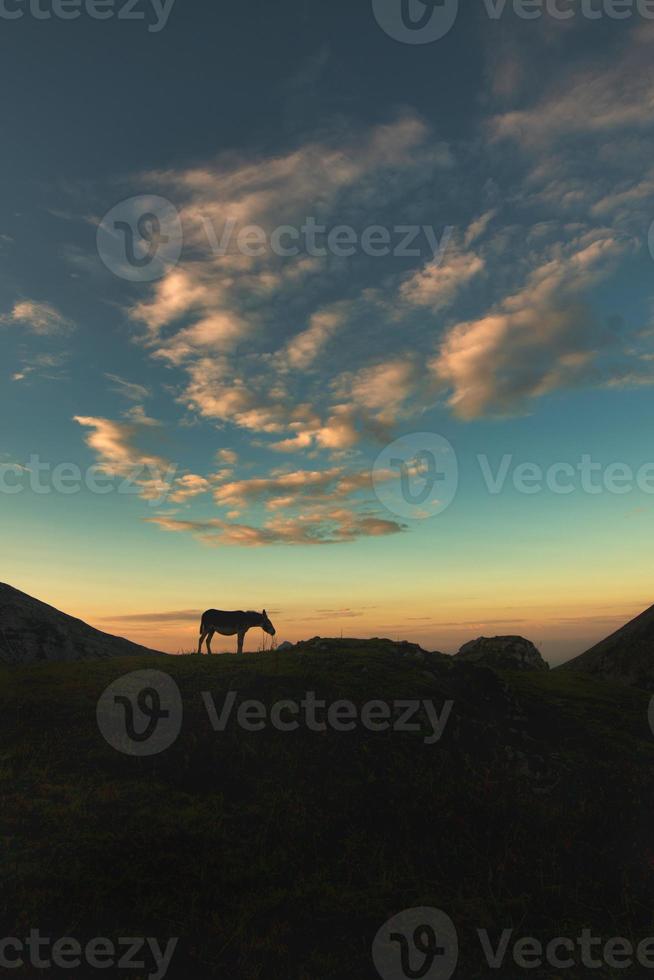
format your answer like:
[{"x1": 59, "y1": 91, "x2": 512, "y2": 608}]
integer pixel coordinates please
[{"x1": 2, "y1": 641, "x2": 654, "y2": 978}]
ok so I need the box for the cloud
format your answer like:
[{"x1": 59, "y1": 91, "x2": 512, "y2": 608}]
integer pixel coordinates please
[
  {"x1": 123, "y1": 405, "x2": 160, "y2": 427},
  {"x1": 216, "y1": 448, "x2": 238, "y2": 465},
  {"x1": 74, "y1": 415, "x2": 167, "y2": 478},
  {"x1": 73, "y1": 414, "x2": 209, "y2": 505},
  {"x1": 333, "y1": 357, "x2": 440, "y2": 432},
  {"x1": 168, "y1": 473, "x2": 211, "y2": 503},
  {"x1": 105, "y1": 373, "x2": 151, "y2": 402},
  {"x1": 11, "y1": 352, "x2": 69, "y2": 383},
  {"x1": 464, "y1": 211, "x2": 497, "y2": 248},
  {"x1": 344, "y1": 358, "x2": 422, "y2": 414},
  {"x1": 1, "y1": 300, "x2": 74, "y2": 335},
  {"x1": 131, "y1": 268, "x2": 218, "y2": 336},
  {"x1": 212, "y1": 466, "x2": 360, "y2": 510},
  {"x1": 103, "y1": 610, "x2": 202, "y2": 624},
  {"x1": 281, "y1": 305, "x2": 348, "y2": 370},
  {"x1": 490, "y1": 39, "x2": 654, "y2": 148},
  {"x1": 68, "y1": 80, "x2": 654, "y2": 551},
  {"x1": 153, "y1": 310, "x2": 250, "y2": 365},
  {"x1": 116, "y1": 105, "x2": 646, "y2": 451},
  {"x1": 146, "y1": 509, "x2": 406, "y2": 547},
  {"x1": 400, "y1": 252, "x2": 485, "y2": 311},
  {"x1": 123, "y1": 456, "x2": 408, "y2": 548},
  {"x1": 120, "y1": 114, "x2": 453, "y2": 452},
  {"x1": 431, "y1": 234, "x2": 635, "y2": 419}
]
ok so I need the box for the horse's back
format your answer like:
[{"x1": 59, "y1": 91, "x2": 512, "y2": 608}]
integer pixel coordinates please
[
  {"x1": 203, "y1": 608, "x2": 246, "y2": 616},
  {"x1": 202, "y1": 609, "x2": 247, "y2": 630}
]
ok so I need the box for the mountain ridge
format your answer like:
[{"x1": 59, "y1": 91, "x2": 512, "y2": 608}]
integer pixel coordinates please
[
  {"x1": 557, "y1": 602, "x2": 654, "y2": 686},
  {"x1": 0, "y1": 582, "x2": 165, "y2": 664},
  {"x1": 3, "y1": 581, "x2": 654, "y2": 684}
]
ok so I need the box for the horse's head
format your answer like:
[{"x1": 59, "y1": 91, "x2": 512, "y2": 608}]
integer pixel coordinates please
[{"x1": 261, "y1": 610, "x2": 276, "y2": 637}]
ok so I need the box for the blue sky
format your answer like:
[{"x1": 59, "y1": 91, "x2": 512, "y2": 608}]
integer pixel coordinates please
[{"x1": 1, "y1": 1, "x2": 654, "y2": 660}]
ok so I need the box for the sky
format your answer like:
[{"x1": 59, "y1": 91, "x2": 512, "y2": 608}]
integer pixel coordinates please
[{"x1": 1, "y1": 0, "x2": 654, "y2": 663}]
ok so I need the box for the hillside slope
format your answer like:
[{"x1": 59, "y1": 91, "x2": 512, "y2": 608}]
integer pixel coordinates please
[
  {"x1": 2, "y1": 643, "x2": 654, "y2": 978},
  {"x1": 558, "y1": 603, "x2": 654, "y2": 686},
  {"x1": 0, "y1": 583, "x2": 164, "y2": 665}
]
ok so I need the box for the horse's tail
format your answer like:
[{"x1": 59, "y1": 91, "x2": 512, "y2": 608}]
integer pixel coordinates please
[{"x1": 199, "y1": 612, "x2": 207, "y2": 634}]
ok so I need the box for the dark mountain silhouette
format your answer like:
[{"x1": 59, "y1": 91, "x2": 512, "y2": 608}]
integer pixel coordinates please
[
  {"x1": 558, "y1": 603, "x2": 654, "y2": 687},
  {"x1": 0, "y1": 583, "x2": 164, "y2": 665}
]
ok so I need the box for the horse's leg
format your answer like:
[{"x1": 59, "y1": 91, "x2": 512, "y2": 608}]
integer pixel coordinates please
[
  {"x1": 198, "y1": 630, "x2": 207, "y2": 655},
  {"x1": 237, "y1": 630, "x2": 245, "y2": 654},
  {"x1": 207, "y1": 630, "x2": 215, "y2": 655}
]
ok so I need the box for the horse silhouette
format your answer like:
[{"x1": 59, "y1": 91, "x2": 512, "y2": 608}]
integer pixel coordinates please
[{"x1": 198, "y1": 609, "x2": 276, "y2": 655}]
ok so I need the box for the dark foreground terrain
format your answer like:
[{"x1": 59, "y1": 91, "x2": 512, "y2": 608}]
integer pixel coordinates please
[{"x1": 2, "y1": 640, "x2": 654, "y2": 978}]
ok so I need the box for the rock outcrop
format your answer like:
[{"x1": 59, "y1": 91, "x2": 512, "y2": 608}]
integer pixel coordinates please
[{"x1": 456, "y1": 635, "x2": 549, "y2": 672}]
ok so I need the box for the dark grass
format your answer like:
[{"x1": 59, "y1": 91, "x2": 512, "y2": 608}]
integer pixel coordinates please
[{"x1": 2, "y1": 648, "x2": 654, "y2": 978}]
